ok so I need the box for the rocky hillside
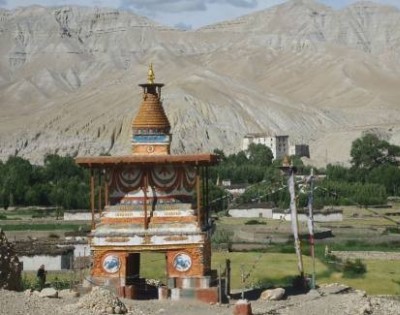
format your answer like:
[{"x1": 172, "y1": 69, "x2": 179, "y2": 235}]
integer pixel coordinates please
[{"x1": 1, "y1": 1, "x2": 400, "y2": 166}]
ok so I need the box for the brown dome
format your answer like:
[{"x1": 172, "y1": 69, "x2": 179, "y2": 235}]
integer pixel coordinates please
[{"x1": 132, "y1": 92, "x2": 171, "y2": 131}]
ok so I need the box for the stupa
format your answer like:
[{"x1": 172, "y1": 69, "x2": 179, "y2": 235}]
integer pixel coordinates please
[{"x1": 75, "y1": 65, "x2": 219, "y2": 302}]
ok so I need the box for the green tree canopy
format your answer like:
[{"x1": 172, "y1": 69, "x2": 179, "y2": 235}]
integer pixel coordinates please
[
  {"x1": 246, "y1": 143, "x2": 274, "y2": 166},
  {"x1": 350, "y1": 133, "x2": 399, "y2": 170}
]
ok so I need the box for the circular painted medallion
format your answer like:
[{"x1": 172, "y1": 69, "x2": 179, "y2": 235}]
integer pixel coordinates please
[
  {"x1": 102, "y1": 255, "x2": 120, "y2": 273},
  {"x1": 146, "y1": 145, "x2": 155, "y2": 153},
  {"x1": 173, "y1": 253, "x2": 192, "y2": 272}
]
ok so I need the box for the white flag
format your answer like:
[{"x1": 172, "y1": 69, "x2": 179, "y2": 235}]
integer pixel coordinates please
[{"x1": 288, "y1": 171, "x2": 304, "y2": 275}]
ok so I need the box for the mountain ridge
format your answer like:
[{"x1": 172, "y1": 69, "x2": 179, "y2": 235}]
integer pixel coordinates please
[{"x1": 0, "y1": 1, "x2": 400, "y2": 167}]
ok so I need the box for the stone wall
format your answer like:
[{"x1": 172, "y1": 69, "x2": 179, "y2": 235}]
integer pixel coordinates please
[
  {"x1": 331, "y1": 251, "x2": 400, "y2": 261},
  {"x1": 228, "y1": 209, "x2": 273, "y2": 218},
  {"x1": 227, "y1": 208, "x2": 342, "y2": 222},
  {"x1": 272, "y1": 212, "x2": 343, "y2": 222}
]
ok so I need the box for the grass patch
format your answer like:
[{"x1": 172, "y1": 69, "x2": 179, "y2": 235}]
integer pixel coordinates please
[
  {"x1": 0, "y1": 223, "x2": 90, "y2": 231},
  {"x1": 1, "y1": 208, "x2": 58, "y2": 217},
  {"x1": 22, "y1": 270, "x2": 85, "y2": 291},
  {"x1": 211, "y1": 228, "x2": 233, "y2": 245},
  {"x1": 212, "y1": 252, "x2": 400, "y2": 294},
  {"x1": 140, "y1": 252, "x2": 167, "y2": 283},
  {"x1": 20, "y1": 251, "x2": 400, "y2": 295}
]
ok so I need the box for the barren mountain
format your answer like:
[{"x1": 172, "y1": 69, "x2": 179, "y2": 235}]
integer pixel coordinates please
[{"x1": 1, "y1": 0, "x2": 400, "y2": 167}]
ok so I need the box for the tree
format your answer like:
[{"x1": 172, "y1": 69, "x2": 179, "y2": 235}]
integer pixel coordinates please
[
  {"x1": 231, "y1": 151, "x2": 248, "y2": 165},
  {"x1": 43, "y1": 154, "x2": 85, "y2": 181},
  {"x1": 350, "y1": 133, "x2": 399, "y2": 170},
  {"x1": 2, "y1": 156, "x2": 33, "y2": 206},
  {"x1": 367, "y1": 165, "x2": 400, "y2": 196},
  {"x1": 246, "y1": 143, "x2": 274, "y2": 166},
  {"x1": 213, "y1": 149, "x2": 226, "y2": 162},
  {"x1": 326, "y1": 164, "x2": 351, "y2": 182}
]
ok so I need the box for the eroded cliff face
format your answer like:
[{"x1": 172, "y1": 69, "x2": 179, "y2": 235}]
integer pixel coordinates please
[{"x1": 1, "y1": 1, "x2": 400, "y2": 166}]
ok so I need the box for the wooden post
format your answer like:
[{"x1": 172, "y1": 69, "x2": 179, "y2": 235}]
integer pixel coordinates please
[
  {"x1": 143, "y1": 169, "x2": 148, "y2": 230},
  {"x1": 104, "y1": 169, "x2": 109, "y2": 207},
  {"x1": 196, "y1": 166, "x2": 202, "y2": 227},
  {"x1": 90, "y1": 168, "x2": 95, "y2": 229},
  {"x1": 218, "y1": 265, "x2": 222, "y2": 305},
  {"x1": 98, "y1": 171, "x2": 102, "y2": 217},
  {"x1": 225, "y1": 259, "x2": 231, "y2": 297},
  {"x1": 205, "y1": 166, "x2": 209, "y2": 226}
]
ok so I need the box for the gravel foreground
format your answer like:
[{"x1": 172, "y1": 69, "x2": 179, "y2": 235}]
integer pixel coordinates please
[{"x1": 1, "y1": 284, "x2": 400, "y2": 315}]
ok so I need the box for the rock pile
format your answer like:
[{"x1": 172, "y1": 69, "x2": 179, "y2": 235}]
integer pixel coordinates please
[
  {"x1": 75, "y1": 286, "x2": 127, "y2": 314},
  {"x1": 0, "y1": 229, "x2": 22, "y2": 291}
]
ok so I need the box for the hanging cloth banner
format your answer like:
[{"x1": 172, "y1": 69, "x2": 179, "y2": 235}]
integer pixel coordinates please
[
  {"x1": 307, "y1": 169, "x2": 315, "y2": 237},
  {"x1": 288, "y1": 170, "x2": 304, "y2": 276}
]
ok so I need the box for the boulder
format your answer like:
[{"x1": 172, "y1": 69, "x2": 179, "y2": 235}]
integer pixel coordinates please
[
  {"x1": 260, "y1": 288, "x2": 285, "y2": 301},
  {"x1": 39, "y1": 287, "x2": 58, "y2": 298},
  {"x1": 58, "y1": 289, "x2": 80, "y2": 298}
]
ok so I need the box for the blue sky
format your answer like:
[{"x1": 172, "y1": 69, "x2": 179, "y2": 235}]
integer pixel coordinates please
[{"x1": 1, "y1": 0, "x2": 399, "y2": 29}]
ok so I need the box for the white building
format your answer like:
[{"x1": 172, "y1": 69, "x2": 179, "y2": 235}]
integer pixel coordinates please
[{"x1": 242, "y1": 133, "x2": 289, "y2": 160}]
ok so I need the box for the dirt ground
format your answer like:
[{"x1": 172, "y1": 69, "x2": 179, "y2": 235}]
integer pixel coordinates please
[{"x1": 2, "y1": 284, "x2": 400, "y2": 315}]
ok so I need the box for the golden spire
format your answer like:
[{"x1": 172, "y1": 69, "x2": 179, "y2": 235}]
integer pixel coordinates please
[
  {"x1": 282, "y1": 155, "x2": 291, "y2": 168},
  {"x1": 147, "y1": 63, "x2": 155, "y2": 84}
]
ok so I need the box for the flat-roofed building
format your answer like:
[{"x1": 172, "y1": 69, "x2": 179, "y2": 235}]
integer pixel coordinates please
[{"x1": 242, "y1": 133, "x2": 289, "y2": 159}]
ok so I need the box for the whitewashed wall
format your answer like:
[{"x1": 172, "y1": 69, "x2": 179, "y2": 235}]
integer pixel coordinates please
[
  {"x1": 73, "y1": 243, "x2": 90, "y2": 257},
  {"x1": 20, "y1": 255, "x2": 62, "y2": 271},
  {"x1": 19, "y1": 253, "x2": 73, "y2": 271},
  {"x1": 228, "y1": 209, "x2": 273, "y2": 218},
  {"x1": 64, "y1": 212, "x2": 100, "y2": 221}
]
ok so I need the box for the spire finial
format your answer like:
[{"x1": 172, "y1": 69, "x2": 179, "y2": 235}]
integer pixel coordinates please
[
  {"x1": 148, "y1": 63, "x2": 155, "y2": 84},
  {"x1": 282, "y1": 155, "x2": 291, "y2": 168}
]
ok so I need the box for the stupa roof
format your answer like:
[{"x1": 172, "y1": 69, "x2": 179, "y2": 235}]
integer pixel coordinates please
[
  {"x1": 132, "y1": 64, "x2": 171, "y2": 131},
  {"x1": 132, "y1": 92, "x2": 171, "y2": 130}
]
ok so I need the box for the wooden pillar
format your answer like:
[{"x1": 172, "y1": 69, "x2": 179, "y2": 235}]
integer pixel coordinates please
[
  {"x1": 98, "y1": 170, "x2": 102, "y2": 217},
  {"x1": 225, "y1": 259, "x2": 231, "y2": 296},
  {"x1": 143, "y1": 169, "x2": 148, "y2": 230},
  {"x1": 90, "y1": 168, "x2": 95, "y2": 229},
  {"x1": 104, "y1": 169, "x2": 109, "y2": 207},
  {"x1": 196, "y1": 166, "x2": 202, "y2": 227},
  {"x1": 205, "y1": 166, "x2": 209, "y2": 226}
]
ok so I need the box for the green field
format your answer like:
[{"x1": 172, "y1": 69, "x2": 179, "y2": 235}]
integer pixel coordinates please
[
  {"x1": 12, "y1": 205, "x2": 400, "y2": 295},
  {"x1": 138, "y1": 251, "x2": 400, "y2": 295},
  {"x1": 22, "y1": 252, "x2": 400, "y2": 295}
]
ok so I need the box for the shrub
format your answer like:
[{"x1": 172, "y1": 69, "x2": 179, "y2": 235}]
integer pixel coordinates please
[
  {"x1": 244, "y1": 219, "x2": 266, "y2": 225},
  {"x1": 0, "y1": 214, "x2": 7, "y2": 220},
  {"x1": 48, "y1": 233, "x2": 60, "y2": 239},
  {"x1": 21, "y1": 273, "x2": 41, "y2": 291},
  {"x1": 343, "y1": 259, "x2": 367, "y2": 278},
  {"x1": 52, "y1": 276, "x2": 71, "y2": 290}
]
